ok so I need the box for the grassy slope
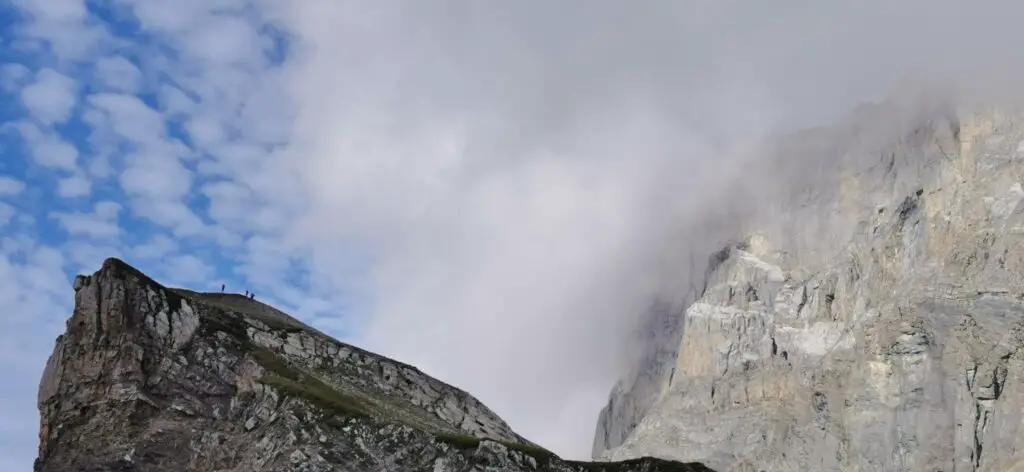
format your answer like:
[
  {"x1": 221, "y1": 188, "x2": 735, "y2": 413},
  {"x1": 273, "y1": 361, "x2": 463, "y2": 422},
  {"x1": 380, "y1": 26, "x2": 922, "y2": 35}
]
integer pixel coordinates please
[{"x1": 105, "y1": 258, "x2": 712, "y2": 471}]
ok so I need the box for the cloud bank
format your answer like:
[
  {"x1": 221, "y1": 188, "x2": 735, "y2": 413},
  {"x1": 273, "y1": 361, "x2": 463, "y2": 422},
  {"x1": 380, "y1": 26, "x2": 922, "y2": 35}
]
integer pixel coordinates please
[
  {"x1": 274, "y1": 0, "x2": 1024, "y2": 458},
  {"x1": 6, "y1": 1, "x2": 1024, "y2": 469}
]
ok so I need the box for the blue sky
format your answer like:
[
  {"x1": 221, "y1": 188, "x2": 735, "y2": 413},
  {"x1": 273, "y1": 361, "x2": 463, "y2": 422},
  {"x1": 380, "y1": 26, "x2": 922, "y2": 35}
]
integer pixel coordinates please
[
  {"x1": 0, "y1": 0, "x2": 710, "y2": 465},
  {"x1": 0, "y1": 1, "x2": 362, "y2": 469},
  {"x1": 0, "y1": 0, "x2": 658, "y2": 466}
]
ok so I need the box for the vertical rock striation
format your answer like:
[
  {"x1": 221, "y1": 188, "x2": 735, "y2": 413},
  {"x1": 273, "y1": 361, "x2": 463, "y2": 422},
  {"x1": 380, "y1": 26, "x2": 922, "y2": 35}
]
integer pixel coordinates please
[{"x1": 596, "y1": 101, "x2": 1024, "y2": 471}]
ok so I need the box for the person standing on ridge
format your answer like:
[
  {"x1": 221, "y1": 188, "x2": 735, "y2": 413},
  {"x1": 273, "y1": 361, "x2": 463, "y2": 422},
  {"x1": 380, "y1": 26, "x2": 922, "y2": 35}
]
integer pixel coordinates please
[{"x1": 221, "y1": 284, "x2": 225, "y2": 293}]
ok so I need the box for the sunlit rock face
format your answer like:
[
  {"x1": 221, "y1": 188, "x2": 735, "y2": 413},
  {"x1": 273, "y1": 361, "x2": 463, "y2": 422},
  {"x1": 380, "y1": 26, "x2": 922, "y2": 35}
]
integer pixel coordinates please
[
  {"x1": 35, "y1": 258, "x2": 715, "y2": 472},
  {"x1": 596, "y1": 102, "x2": 1024, "y2": 472}
]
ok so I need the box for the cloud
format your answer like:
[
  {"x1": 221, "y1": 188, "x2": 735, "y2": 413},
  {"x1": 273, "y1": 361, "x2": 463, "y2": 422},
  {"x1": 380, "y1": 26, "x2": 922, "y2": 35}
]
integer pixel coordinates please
[
  {"x1": 85, "y1": 93, "x2": 173, "y2": 148},
  {"x1": 0, "y1": 240, "x2": 70, "y2": 470},
  {"x1": 0, "y1": 63, "x2": 32, "y2": 92},
  {"x1": 20, "y1": 68, "x2": 78, "y2": 125},
  {"x1": 130, "y1": 234, "x2": 178, "y2": 260},
  {"x1": 62, "y1": 240, "x2": 122, "y2": 274},
  {"x1": 0, "y1": 176, "x2": 26, "y2": 196},
  {"x1": 0, "y1": 203, "x2": 14, "y2": 228},
  {"x1": 49, "y1": 201, "x2": 122, "y2": 239},
  {"x1": 127, "y1": 198, "x2": 206, "y2": 238},
  {"x1": 12, "y1": 122, "x2": 80, "y2": 171},
  {"x1": 10, "y1": 0, "x2": 109, "y2": 60},
  {"x1": 161, "y1": 253, "x2": 215, "y2": 286},
  {"x1": 93, "y1": 56, "x2": 143, "y2": 93},
  {"x1": 157, "y1": 84, "x2": 196, "y2": 117},
  {"x1": 266, "y1": 0, "x2": 1024, "y2": 460},
  {"x1": 184, "y1": 114, "x2": 227, "y2": 149},
  {"x1": 56, "y1": 173, "x2": 91, "y2": 198},
  {"x1": 8, "y1": 1, "x2": 1024, "y2": 470},
  {"x1": 118, "y1": 155, "x2": 193, "y2": 201},
  {"x1": 80, "y1": 92, "x2": 210, "y2": 236}
]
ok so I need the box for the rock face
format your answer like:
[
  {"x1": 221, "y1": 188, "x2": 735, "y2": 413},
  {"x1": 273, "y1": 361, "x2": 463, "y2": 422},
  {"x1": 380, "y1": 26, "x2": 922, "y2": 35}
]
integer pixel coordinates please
[
  {"x1": 35, "y1": 258, "x2": 714, "y2": 472},
  {"x1": 595, "y1": 101, "x2": 1024, "y2": 471}
]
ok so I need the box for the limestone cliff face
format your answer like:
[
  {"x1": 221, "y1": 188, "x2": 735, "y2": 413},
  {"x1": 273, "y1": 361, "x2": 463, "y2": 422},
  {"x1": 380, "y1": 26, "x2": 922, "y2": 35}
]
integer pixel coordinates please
[
  {"x1": 35, "y1": 258, "x2": 713, "y2": 472},
  {"x1": 592, "y1": 300, "x2": 685, "y2": 459},
  {"x1": 595, "y1": 102, "x2": 1024, "y2": 471}
]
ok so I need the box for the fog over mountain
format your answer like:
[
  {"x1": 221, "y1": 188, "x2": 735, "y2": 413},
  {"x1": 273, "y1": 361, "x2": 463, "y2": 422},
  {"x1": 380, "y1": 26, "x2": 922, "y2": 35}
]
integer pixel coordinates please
[{"x1": 274, "y1": 0, "x2": 1024, "y2": 459}]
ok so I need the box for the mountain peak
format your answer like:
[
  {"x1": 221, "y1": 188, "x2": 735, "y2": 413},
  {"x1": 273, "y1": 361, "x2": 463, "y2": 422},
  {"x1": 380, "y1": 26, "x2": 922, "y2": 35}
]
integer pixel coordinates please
[{"x1": 35, "y1": 258, "x2": 714, "y2": 472}]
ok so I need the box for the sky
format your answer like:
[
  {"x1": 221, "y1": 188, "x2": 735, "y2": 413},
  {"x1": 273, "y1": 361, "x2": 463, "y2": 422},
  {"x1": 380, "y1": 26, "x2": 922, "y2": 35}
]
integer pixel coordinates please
[{"x1": 7, "y1": 1, "x2": 1024, "y2": 470}]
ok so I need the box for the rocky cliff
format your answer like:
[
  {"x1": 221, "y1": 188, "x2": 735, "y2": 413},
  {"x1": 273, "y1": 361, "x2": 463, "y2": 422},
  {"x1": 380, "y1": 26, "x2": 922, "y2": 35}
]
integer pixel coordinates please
[
  {"x1": 35, "y1": 258, "x2": 714, "y2": 472},
  {"x1": 594, "y1": 100, "x2": 1024, "y2": 471}
]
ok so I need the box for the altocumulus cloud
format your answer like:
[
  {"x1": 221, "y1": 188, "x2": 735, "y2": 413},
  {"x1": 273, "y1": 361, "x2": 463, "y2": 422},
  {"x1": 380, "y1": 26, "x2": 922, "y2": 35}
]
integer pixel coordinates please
[
  {"x1": 6, "y1": 1, "x2": 1024, "y2": 470},
  {"x1": 1, "y1": 1, "x2": 319, "y2": 470}
]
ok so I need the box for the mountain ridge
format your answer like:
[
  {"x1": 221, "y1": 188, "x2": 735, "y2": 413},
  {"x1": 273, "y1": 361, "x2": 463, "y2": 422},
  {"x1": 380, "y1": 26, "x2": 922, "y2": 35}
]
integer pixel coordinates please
[{"x1": 35, "y1": 257, "x2": 714, "y2": 472}]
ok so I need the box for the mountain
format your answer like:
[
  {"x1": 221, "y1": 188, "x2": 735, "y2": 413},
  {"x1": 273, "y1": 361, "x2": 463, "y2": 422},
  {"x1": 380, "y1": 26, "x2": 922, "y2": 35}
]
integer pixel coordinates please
[
  {"x1": 593, "y1": 100, "x2": 1024, "y2": 471},
  {"x1": 34, "y1": 258, "x2": 714, "y2": 472}
]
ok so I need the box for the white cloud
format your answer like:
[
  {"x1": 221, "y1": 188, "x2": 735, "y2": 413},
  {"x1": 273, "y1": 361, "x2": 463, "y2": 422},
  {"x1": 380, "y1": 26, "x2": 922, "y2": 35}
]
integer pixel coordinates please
[
  {"x1": 0, "y1": 241, "x2": 70, "y2": 469},
  {"x1": 201, "y1": 180, "x2": 251, "y2": 225},
  {"x1": 86, "y1": 93, "x2": 169, "y2": 147},
  {"x1": 178, "y1": 15, "x2": 264, "y2": 66},
  {"x1": 184, "y1": 114, "x2": 227, "y2": 149},
  {"x1": 127, "y1": 198, "x2": 206, "y2": 238},
  {"x1": 157, "y1": 84, "x2": 196, "y2": 116},
  {"x1": 161, "y1": 253, "x2": 214, "y2": 286},
  {"x1": 235, "y1": 234, "x2": 293, "y2": 284},
  {"x1": 12, "y1": 122, "x2": 79, "y2": 171},
  {"x1": 20, "y1": 68, "x2": 78, "y2": 125},
  {"x1": 130, "y1": 234, "x2": 178, "y2": 260},
  {"x1": 265, "y1": 0, "x2": 1024, "y2": 460},
  {"x1": 12, "y1": 1, "x2": 1024, "y2": 470},
  {"x1": 49, "y1": 201, "x2": 122, "y2": 239},
  {"x1": 85, "y1": 148, "x2": 114, "y2": 179},
  {"x1": 0, "y1": 63, "x2": 31, "y2": 92},
  {"x1": 0, "y1": 203, "x2": 14, "y2": 228},
  {"x1": 33, "y1": 137, "x2": 79, "y2": 170},
  {"x1": 94, "y1": 201, "x2": 120, "y2": 219},
  {"x1": 209, "y1": 224, "x2": 244, "y2": 248},
  {"x1": 200, "y1": 180, "x2": 289, "y2": 234},
  {"x1": 15, "y1": 213, "x2": 35, "y2": 228},
  {"x1": 94, "y1": 56, "x2": 143, "y2": 93},
  {"x1": 196, "y1": 142, "x2": 263, "y2": 177},
  {"x1": 0, "y1": 176, "x2": 26, "y2": 196},
  {"x1": 123, "y1": 0, "x2": 246, "y2": 36},
  {"x1": 12, "y1": 0, "x2": 90, "y2": 25},
  {"x1": 118, "y1": 153, "x2": 193, "y2": 200},
  {"x1": 233, "y1": 70, "x2": 292, "y2": 146},
  {"x1": 10, "y1": 0, "x2": 108, "y2": 59},
  {"x1": 63, "y1": 240, "x2": 121, "y2": 274},
  {"x1": 81, "y1": 91, "x2": 209, "y2": 237},
  {"x1": 57, "y1": 173, "x2": 91, "y2": 198}
]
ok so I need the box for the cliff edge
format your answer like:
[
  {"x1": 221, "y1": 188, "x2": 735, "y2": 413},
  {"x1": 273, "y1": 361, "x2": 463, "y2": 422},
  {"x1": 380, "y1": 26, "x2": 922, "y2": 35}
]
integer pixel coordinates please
[{"x1": 35, "y1": 258, "x2": 714, "y2": 472}]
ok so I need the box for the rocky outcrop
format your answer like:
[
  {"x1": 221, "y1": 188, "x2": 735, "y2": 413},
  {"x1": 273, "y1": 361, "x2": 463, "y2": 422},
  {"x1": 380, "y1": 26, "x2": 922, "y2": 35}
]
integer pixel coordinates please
[
  {"x1": 35, "y1": 258, "x2": 714, "y2": 472},
  {"x1": 595, "y1": 102, "x2": 1024, "y2": 471},
  {"x1": 592, "y1": 299, "x2": 685, "y2": 459}
]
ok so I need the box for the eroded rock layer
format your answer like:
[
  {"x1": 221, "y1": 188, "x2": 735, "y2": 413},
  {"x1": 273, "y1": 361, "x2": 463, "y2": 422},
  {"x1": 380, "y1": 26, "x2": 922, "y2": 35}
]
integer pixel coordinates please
[
  {"x1": 596, "y1": 103, "x2": 1024, "y2": 471},
  {"x1": 35, "y1": 258, "x2": 713, "y2": 472}
]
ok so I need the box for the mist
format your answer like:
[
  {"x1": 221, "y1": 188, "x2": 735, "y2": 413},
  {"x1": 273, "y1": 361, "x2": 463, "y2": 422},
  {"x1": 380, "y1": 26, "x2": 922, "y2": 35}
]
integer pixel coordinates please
[{"x1": 263, "y1": 0, "x2": 1024, "y2": 459}]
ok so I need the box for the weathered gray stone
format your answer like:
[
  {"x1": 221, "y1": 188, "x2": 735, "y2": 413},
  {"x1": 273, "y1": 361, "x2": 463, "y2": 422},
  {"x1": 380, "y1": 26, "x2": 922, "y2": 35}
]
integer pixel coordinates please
[
  {"x1": 595, "y1": 101, "x2": 1024, "y2": 471},
  {"x1": 34, "y1": 258, "x2": 714, "y2": 472}
]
